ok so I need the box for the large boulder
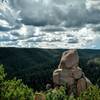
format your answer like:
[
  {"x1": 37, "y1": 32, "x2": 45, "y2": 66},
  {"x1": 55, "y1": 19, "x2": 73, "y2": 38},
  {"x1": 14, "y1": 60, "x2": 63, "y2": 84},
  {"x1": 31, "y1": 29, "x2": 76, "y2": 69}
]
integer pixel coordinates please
[
  {"x1": 53, "y1": 49, "x2": 92, "y2": 96},
  {"x1": 58, "y1": 49, "x2": 79, "y2": 69}
]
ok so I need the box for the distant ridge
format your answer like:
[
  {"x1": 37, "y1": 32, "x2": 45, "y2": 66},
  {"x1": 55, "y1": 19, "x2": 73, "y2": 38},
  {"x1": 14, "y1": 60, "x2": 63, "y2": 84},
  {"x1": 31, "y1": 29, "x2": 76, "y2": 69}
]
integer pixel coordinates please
[{"x1": 0, "y1": 47, "x2": 100, "y2": 90}]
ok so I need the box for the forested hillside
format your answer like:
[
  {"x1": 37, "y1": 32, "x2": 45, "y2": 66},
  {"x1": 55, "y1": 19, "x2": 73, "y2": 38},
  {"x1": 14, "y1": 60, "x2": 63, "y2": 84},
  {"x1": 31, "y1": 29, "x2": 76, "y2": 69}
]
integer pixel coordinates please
[
  {"x1": 0, "y1": 48, "x2": 100, "y2": 90},
  {"x1": 1, "y1": 65, "x2": 100, "y2": 100}
]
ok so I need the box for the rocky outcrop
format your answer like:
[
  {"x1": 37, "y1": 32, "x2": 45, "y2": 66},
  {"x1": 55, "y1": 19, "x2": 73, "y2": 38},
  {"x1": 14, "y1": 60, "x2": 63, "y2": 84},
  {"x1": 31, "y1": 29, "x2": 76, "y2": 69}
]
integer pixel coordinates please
[{"x1": 53, "y1": 49, "x2": 92, "y2": 96}]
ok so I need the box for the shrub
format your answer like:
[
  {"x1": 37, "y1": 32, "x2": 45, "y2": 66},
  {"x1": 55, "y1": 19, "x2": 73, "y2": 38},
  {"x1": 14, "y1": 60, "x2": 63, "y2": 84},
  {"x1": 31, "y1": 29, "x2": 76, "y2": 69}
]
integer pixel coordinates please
[
  {"x1": 77, "y1": 85, "x2": 100, "y2": 100},
  {"x1": 1, "y1": 65, "x2": 100, "y2": 100},
  {"x1": 0, "y1": 65, "x2": 6, "y2": 83},
  {"x1": 0, "y1": 65, "x2": 34, "y2": 100},
  {"x1": 46, "y1": 86, "x2": 71, "y2": 100}
]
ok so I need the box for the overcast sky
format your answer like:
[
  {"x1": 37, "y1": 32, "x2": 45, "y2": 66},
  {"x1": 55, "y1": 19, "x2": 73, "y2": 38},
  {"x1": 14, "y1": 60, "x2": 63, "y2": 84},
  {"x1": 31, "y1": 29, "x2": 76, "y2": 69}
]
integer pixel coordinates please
[
  {"x1": 0, "y1": 0, "x2": 100, "y2": 48},
  {"x1": 7, "y1": 0, "x2": 100, "y2": 29}
]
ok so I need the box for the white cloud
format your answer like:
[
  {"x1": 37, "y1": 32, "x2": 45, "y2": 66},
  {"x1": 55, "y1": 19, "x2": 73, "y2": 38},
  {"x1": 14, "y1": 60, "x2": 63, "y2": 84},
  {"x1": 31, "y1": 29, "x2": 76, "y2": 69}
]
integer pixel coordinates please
[{"x1": 86, "y1": 0, "x2": 100, "y2": 10}]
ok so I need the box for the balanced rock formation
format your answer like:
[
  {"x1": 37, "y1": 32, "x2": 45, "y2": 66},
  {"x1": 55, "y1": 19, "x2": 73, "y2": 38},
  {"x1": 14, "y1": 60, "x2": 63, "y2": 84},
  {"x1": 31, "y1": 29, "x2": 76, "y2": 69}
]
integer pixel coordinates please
[{"x1": 53, "y1": 49, "x2": 92, "y2": 96}]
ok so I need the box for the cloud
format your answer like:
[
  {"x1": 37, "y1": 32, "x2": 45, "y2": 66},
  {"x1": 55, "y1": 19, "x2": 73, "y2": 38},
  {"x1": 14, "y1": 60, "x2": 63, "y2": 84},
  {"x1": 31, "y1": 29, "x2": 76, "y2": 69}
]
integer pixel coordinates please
[
  {"x1": 7, "y1": 0, "x2": 87, "y2": 27},
  {"x1": 0, "y1": 0, "x2": 100, "y2": 49},
  {"x1": 6, "y1": 0, "x2": 100, "y2": 29},
  {"x1": 41, "y1": 26, "x2": 66, "y2": 32},
  {"x1": 90, "y1": 24, "x2": 100, "y2": 32},
  {"x1": 86, "y1": 0, "x2": 100, "y2": 10}
]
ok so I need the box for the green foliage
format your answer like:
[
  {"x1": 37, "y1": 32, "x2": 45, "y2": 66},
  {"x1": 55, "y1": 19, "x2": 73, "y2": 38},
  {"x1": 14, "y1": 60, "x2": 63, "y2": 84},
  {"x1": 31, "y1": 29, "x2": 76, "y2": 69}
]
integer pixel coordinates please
[
  {"x1": 1, "y1": 65, "x2": 100, "y2": 100},
  {"x1": 45, "y1": 86, "x2": 76, "y2": 100},
  {"x1": 45, "y1": 86, "x2": 100, "y2": 100},
  {"x1": 46, "y1": 86, "x2": 67, "y2": 100},
  {"x1": 0, "y1": 65, "x2": 6, "y2": 99},
  {"x1": 0, "y1": 48, "x2": 62, "y2": 90},
  {"x1": 87, "y1": 58, "x2": 100, "y2": 85},
  {"x1": 1, "y1": 48, "x2": 100, "y2": 99},
  {"x1": 1, "y1": 78, "x2": 34, "y2": 100},
  {"x1": 0, "y1": 48, "x2": 100, "y2": 90},
  {"x1": 94, "y1": 58, "x2": 100, "y2": 65},
  {"x1": 0, "y1": 65, "x2": 34, "y2": 100},
  {"x1": 0, "y1": 65, "x2": 6, "y2": 83},
  {"x1": 77, "y1": 85, "x2": 100, "y2": 100}
]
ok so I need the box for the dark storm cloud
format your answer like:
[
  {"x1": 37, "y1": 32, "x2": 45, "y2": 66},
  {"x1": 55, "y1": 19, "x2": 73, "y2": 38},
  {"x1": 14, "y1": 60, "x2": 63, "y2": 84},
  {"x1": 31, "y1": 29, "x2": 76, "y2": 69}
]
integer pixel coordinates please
[{"x1": 7, "y1": 0, "x2": 100, "y2": 29}]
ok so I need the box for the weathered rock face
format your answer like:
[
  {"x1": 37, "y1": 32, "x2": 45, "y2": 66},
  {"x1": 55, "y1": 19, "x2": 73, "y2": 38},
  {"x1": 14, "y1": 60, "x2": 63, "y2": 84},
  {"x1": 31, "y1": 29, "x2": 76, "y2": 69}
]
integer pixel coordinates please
[
  {"x1": 53, "y1": 49, "x2": 92, "y2": 96},
  {"x1": 58, "y1": 49, "x2": 79, "y2": 69}
]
